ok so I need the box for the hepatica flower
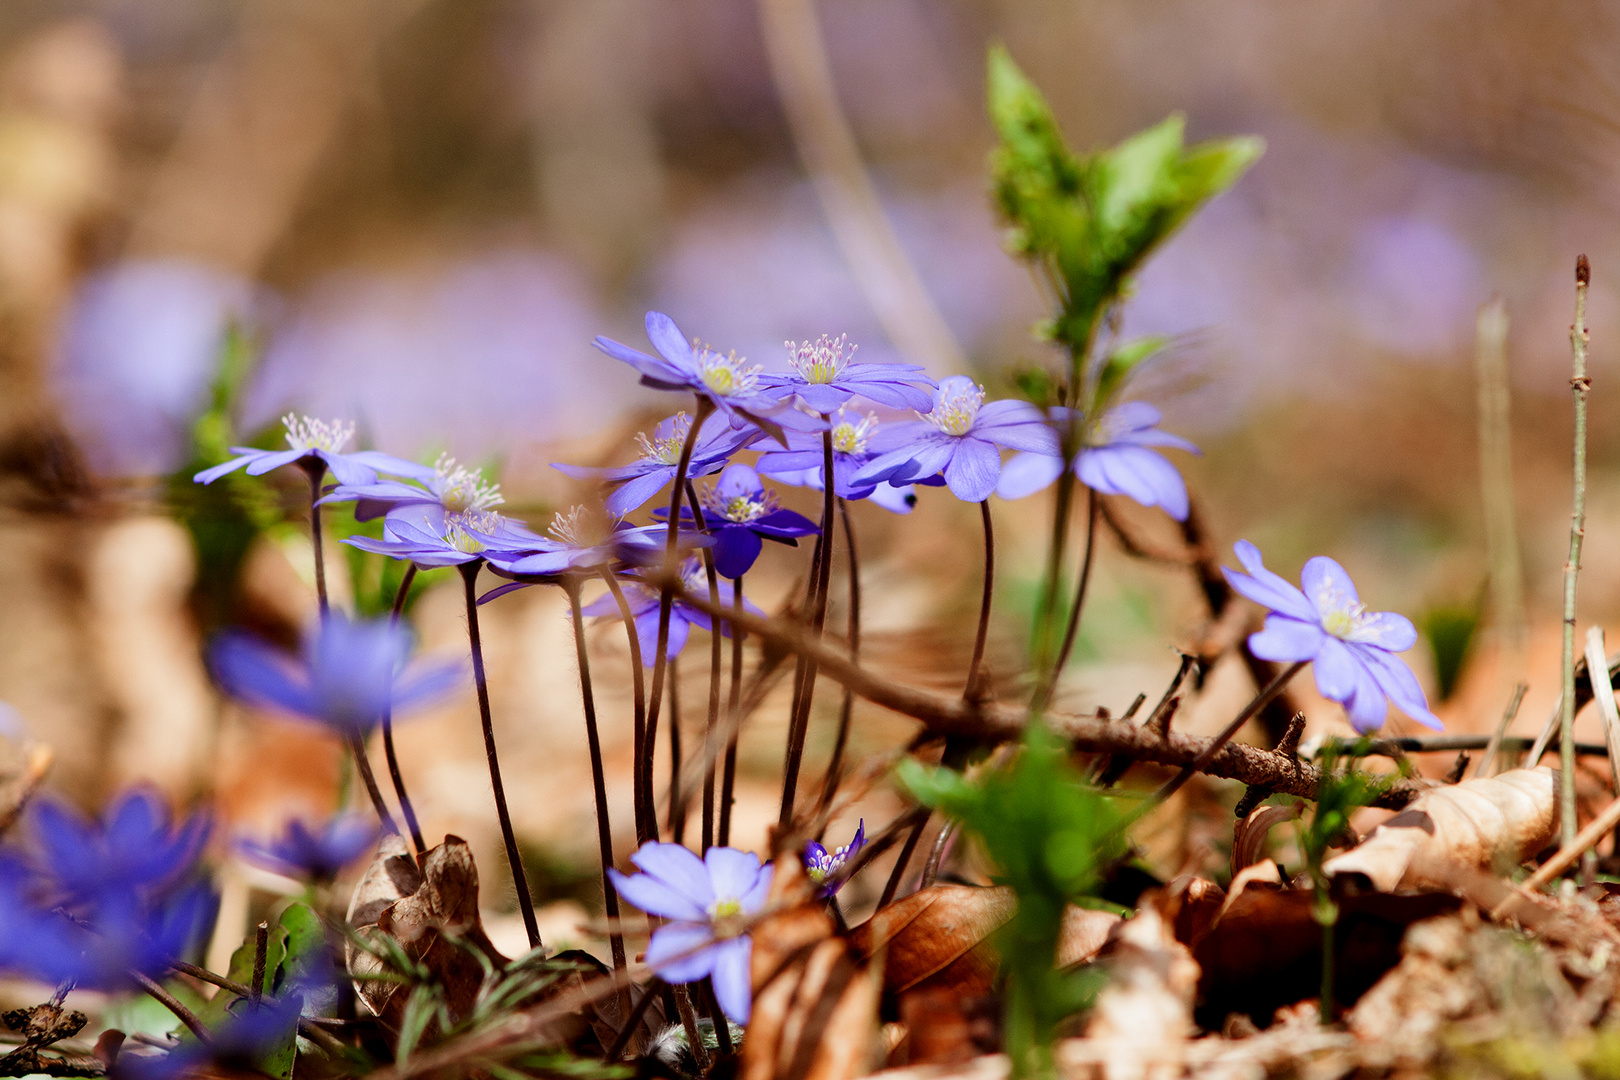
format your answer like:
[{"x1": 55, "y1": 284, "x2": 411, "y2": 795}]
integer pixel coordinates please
[
  {"x1": 477, "y1": 506, "x2": 712, "y2": 604},
  {"x1": 852, "y1": 376, "x2": 1057, "y2": 502},
  {"x1": 554, "y1": 411, "x2": 760, "y2": 517},
  {"x1": 996, "y1": 401, "x2": 1200, "y2": 520},
  {"x1": 320, "y1": 453, "x2": 503, "y2": 526},
  {"x1": 658, "y1": 464, "x2": 819, "y2": 578},
  {"x1": 194, "y1": 413, "x2": 428, "y2": 486},
  {"x1": 582, "y1": 559, "x2": 762, "y2": 664},
  {"x1": 240, "y1": 813, "x2": 380, "y2": 882},
  {"x1": 27, "y1": 789, "x2": 211, "y2": 910},
  {"x1": 1223, "y1": 540, "x2": 1441, "y2": 733},
  {"x1": 345, "y1": 510, "x2": 543, "y2": 570},
  {"x1": 595, "y1": 311, "x2": 791, "y2": 436},
  {"x1": 757, "y1": 409, "x2": 930, "y2": 514},
  {"x1": 804, "y1": 819, "x2": 864, "y2": 897},
  {"x1": 756, "y1": 334, "x2": 935, "y2": 414},
  {"x1": 608, "y1": 842, "x2": 773, "y2": 1024},
  {"x1": 210, "y1": 612, "x2": 462, "y2": 739}
]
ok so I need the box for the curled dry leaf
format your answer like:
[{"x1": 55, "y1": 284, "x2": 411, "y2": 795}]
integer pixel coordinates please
[
  {"x1": 1162, "y1": 875, "x2": 1223, "y2": 949},
  {"x1": 1323, "y1": 767, "x2": 1558, "y2": 893},
  {"x1": 744, "y1": 856, "x2": 883, "y2": 1080},
  {"x1": 1230, "y1": 802, "x2": 1301, "y2": 876},
  {"x1": 346, "y1": 835, "x2": 509, "y2": 1032},
  {"x1": 1082, "y1": 902, "x2": 1200, "y2": 1080}
]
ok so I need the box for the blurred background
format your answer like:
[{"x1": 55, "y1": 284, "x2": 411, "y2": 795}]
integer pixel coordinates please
[{"x1": 2, "y1": 0, "x2": 1620, "y2": 957}]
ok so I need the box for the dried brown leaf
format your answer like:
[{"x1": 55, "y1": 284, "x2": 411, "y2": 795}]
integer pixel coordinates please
[
  {"x1": 1230, "y1": 803, "x2": 1300, "y2": 876},
  {"x1": 1323, "y1": 767, "x2": 1558, "y2": 892},
  {"x1": 1162, "y1": 876, "x2": 1224, "y2": 950},
  {"x1": 1084, "y1": 903, "x2": 1199, "y2": 1080},
  {"x1": 850, "y1": 886, "x2": 1014, "y2": 997}
]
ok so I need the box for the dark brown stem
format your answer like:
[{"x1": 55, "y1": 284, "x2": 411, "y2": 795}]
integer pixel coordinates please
[
  {"x1": 348, "y1": 731, "x2": 400, "y2": 838},
  {"x1": 779, "y1": 425, "x2": 838, "y2": 827},
  {"x1": 606, "y1": 979, "x2": 665, "y2": 1061},
  {"x1": 1035, "y1": 487, "x2": 1098, "y2": 712},
  {"x1": 672, "y1": 985, "x2": 710, "y2": 1072},
  {"x1": 460, "y1": 561, "x2": 540, "y2": 949},
  {"x1": 601, "y1": 568, "x2": 649, "y2": 843},
  {"x1": 565, "y1": 580, "x2": 627, "y2": 974},
  {"x1": 299, "y1": 462, "x2": 330, "y2": 616},
  {"x1": 134, "y1": 971, "x2": 212, "y2": 1044},
  {"x1": 683, "y1": 480, "x2": 724, "y2": 854},
  {"x1": 965, "y1": 500, "x2": 996, "y2": 700},
  {"x1": 1146, "y1": 661, "x2": 1306, "y2": 811},
  {"x1": 251, "y1": 922, "x2": 268, "y2": 1003},
  {"x1": 718, "y1": 576, "x2": 745, "y2": 847},
  {"x1": 818, "y1": 499, "x2": 860, "y2": 814},
  {"x1": 879, "y1": 814, "x2": 928, "y2": 908},
  {"x1": 384, "y1": 564, "x2": 427, "y2": 860},
  {"x1": 668, "y1": 657, "x2": 686, "y2": 844},
  {"x1": 919, "y1": 821, "x2": 956, "y2": 889}
]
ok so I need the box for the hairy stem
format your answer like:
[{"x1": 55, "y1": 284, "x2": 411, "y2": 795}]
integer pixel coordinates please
[
  {"x1": 300, "y1": 462, "x2": 330, "y2": 615},
  {"x1": 719, "y1": 576, "x2": 745, "y2": 847},
  {"x1": 461, "y1": 561, "x2": 539, "y2": 949},
  {"x1": 601, "y1": 567, "x2": 649, "y2": 843},
  {"x1": 780, "y1": 426, "x2": 837, "y2": 827},
  {"x1": 668, "y1": 657, "x2": 686, "y2": 844},
  {"x1": 1035, "y1": 487, "x2": 1098, "y2": 712},
  {"x1": 566, "y1": 580, "x2": 626, "y2": 973},
  {"x1": 684, "y1": 480, "x2": 725, "y2": 853},
  {"x1": 818, "y1": 499, "x2": 861, "y2": 812},
  {"x1": 384, "y1": 564, "x2": 426, "y2": 859},
  {"x1": 134, "y1": 971, "x2": 212, "y2": 1044},
  {"x1": 965, "y1": 500, "x2": 996, "y2": 700},
  {"x1": 1562, "y1": 255, "x2": 1591, "y2": 853}
]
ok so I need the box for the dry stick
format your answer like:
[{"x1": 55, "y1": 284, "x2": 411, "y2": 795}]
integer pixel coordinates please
[
  {"x1": 1477, "y1": 297, "x2": 1529, "y2": 687},
  {"x1": 667, "y1": 657, "x2": 686, "y2": 844},
  {"x1": 133, "y1": 971, "x2": 212, "y2": 1044},
  {"x1": 606, "y1": 978, "x2": 666, "y2": 1060},
  {"x1": 460, "y1": 561, "x2": 540, "y2": 949},
  {"x1": 718, "y1": 576, "x2": 745, "y2": 848},
  {"x1": 347, "y1": 731, "x2": 400, "y2": 838},
  {"x1": 250, "y1": 921, "x2": 268, "y2": 1004},
  {"x1": 384, "y1": 564, "x2": 427, "y2": 859},
  {"x1": 565, "y1": 579, "x2": 627, "y2": 974},
  {"x1": 299, "y1": 462, "x2": 330, "y2": 615},
  {"x1": 672, "y1": 984, "x2": 710, "y2": 1073},
  {"x1": 1035, "y1": 488, "x2": 1100, "y2": 712},
  {"x1": 647, "y1": 399, "x2": 715, "y2": 844},
  {"x1": 683, "y1": 479, "x2": 724, "y2": 854},
  {"x1": 601, "y1": 568, "x2": 649, "y2": 843},
  {"x1": 1498, "y1": 792, "x2": 1620, "y2": 909},
  {"x1": 817, "y1": 499, "x2": 861, "y2": 815},
  {"x1": 878, "y1": 815, "x2": 929, "y2": 908},
  {"x1": 1561, "y1": 254, "x2": 1592, "y2": 853},
  {"x1": 965, "y1": 500, "x2": 996, "y2": 701},
  {"x1": 779, "y1": 426, "x2": 838, "y2": 827},
  {"x1": 1474, "y1": 681, "x2": 1529, "y2": 780}
]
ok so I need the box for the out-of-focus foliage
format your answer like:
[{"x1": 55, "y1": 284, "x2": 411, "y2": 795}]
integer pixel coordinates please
[
  {"x1": 1422, "y1": 601, "x2": 1482, "y2": 702},
  {"x1": 902, "y1": 721, "x2": 1127, "y2": 1077}
]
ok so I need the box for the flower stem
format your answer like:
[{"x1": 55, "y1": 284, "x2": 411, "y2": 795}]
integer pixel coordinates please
[
  {"x1": 817, "y1": 499, "x2": 860, "y2": 813},
  {"x1": 672, "y1": 984, "x2": 710, "y2": 1073},
  {"x1": 1562, "y1": 255, "x2": 1591, "y2": 853},
  {"x1": 384, "y1": 564, "x2": 427, "y2": 860},
  {"x1": 459, "y1": 561, "x2": 540, "y2": 949},
  {"x1": 668, "y1": 657, "x2": 686, "y2": 844},
  {"x1": 779, "y1": 425, "x2": 838, "y2": 827},
  {"x1": 601, "y1": 567, "x2": 649, "y2": 842},
  {"x1": 1144, "y1": 660, "x2": 1307, "y2": 813},
  {"x1": 684, "y1": 480, "x2": 725, "y2": 854},
  {"x1": 299, "y1": 462, "x2": 330, "y2": 615},
  {"x1": 646, "y1": 398, "x2": 715, "y2": 842},
  {"x1": 565, "y1": 579, "x2": 627, "y2": 974},
  {"x1": 1318, "y1": 903, "x2": 1337, "y2": 1024},
  {"x1": 878, "y1": 814, "x2": 928, "y2": 908},
  {"x1": 1034, "y1": 487, "x2": 1098, "y2": 713},
  {"x1": 718, "y1": 576, "x2": 744, "y2": 847},
  {"x1": 918, "y1": 820, "x2": 956, "y2": 889},
  {"x1": 133, "y1": 970, "x2": 212, "y2": 1044},
  {"x1": 346, "y1": 731, "x2": 400, "y2": 838},
  {"x1": 965, "y1": 500, "x2": 996, "y2": 700}
]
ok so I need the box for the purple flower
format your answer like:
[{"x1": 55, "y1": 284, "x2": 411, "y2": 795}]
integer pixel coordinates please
[
  {"x1": 1222, "y1": 541, "x2": 1441, "y2": 733},
  {"x1": 193, "y1": 413, "x2": 430, "y2": 486},
  {"x1": 581, "y1": 559, "x2": 762, "y2": 665},
  {"x1": 49, "y1": 884, "x2": 217, "y2": 991},
  {"x1": 239, "y1": 813, "x2": 380, "y2": 882},
  {"x1": 756, "y1": 334, "x2": 935, "y2": 415},
  {"x1": 318, "y1": 453, "x2": 504, "y2": 525},
  {"x1": 25, "y1": 789, "x2": 211, "y2": 911},
  {"x1": 343, "y1": 510, "x2": 544, "y2": 570},
  {"x1": 595, "y1": 311, "x2": 793, "y2": 438},
  {"x1": 804, "y1": 820, "x2": 864, "y2": 897},
  {"x1": 607, "y1": 841, "x2": 773, "y2": 1024},
  {"x1": 119, "y1": 991, "x2": 307, "y2": 1080},
  {"x1": 755, "y1": 409, "x2": 931, "y2": 515},
  {"x1": 996, "y1": 402, "x2": 1200, "y2": 520},
  {"x1": 476, "y1": 507, "x2": 713, "y2": 604},
  {"x1": 851, "y1": 376, "x2": 1057, "y2": 502},
  {"x1": 656, "y1": 464, "x2": 819, "y2": 578},
  {"x1": 210, "y1": 612, "x2": 462, "y2": 739},
  {"x1": 554, "y1": 411, "x2": 761, "y2": 517}
]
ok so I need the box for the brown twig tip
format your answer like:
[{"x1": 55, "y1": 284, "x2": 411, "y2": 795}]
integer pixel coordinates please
[{"x1": 1578, "y1": 254, "x2": 1591, "y2": 286}]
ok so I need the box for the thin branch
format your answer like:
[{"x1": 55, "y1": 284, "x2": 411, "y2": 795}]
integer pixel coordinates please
[{"x1": 1561, "y1": 254, "x2": 1592, "y2": 851}]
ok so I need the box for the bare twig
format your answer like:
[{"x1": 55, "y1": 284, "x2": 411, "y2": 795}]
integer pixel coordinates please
[
  {"x1": 1475, "y1": 682, "x2": 1528, "y2": 780},
  {"x1": 1477, "y1": 297, "x2": 1528, "y2": 672},
  {"x1": 1586, "y1": 628, "x2": 1620, "y2": 798},
  {"x1": 1560, "y1": 254, "x2": 1592, "y2": 851}
]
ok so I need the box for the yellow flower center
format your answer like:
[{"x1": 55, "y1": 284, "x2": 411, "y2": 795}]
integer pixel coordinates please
[
  {"x1": 696, "y1": 348, "x2": 761, "y2": 398},
  {"x1": 786, "y1": 334, "x2": 854, "y2": 384},
  {"x1": 830, "y1": 411, "x2": 877, "y2": 455},
  {"x1": 924, "y1": 383, "x2": 985, "y2": 437}
]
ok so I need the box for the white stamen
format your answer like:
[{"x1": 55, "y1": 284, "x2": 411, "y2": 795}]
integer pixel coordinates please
[
  {"x1": 635, "y1": 413, "x2": 692, "y2": 465},
  {"x1": 829, "y1": 410, "x2": 878, "y2": 455},
  {"x1": 923, "y1": 382, "x2": 985, "y2": 437},
  {"x1": 433, "y1": 453, "x2": 503, "y2": 514},
  {"x1": 283, "y1": 414, "x2": 354, "y2": 453},
  {"x1": 699, "y1": 482, "x2": 778, "y2": 523},
  {"x1": 695, "y1": 344, "x2": 762, "y2": 398},
  {"x1": 785, "y1": 334, "x2": 855, "y2": 384},
  {"x1": 444, "y1": 511, "x2": 504, "y2": 555}
]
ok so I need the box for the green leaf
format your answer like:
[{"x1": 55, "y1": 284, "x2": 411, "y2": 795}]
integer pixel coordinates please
[{"x1": 1093, "y1": 335, "x2": 1170, "y2": 414}]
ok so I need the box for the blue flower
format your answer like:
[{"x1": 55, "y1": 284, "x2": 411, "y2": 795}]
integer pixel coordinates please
[
  {"x1": 756, "y1": 335, "x2": 935, "y2": 415},
  {"x1": 209, "y1": 612, "x2": 462, "y2": 739},
  {"x1": 851, "y1": 376, "x2": 1057, "y2": 502},
  {"x1": 581, "y1": 559, "x2": 762, "y2": 665},
  {"x1": 53, "y1": 884, "x2": 217, "y2": 991},
  {"x1": 239, "y1": 813, "x2": 380, "y2": 882},
  {"x1": 594, "y1": 312, "x2": 795, "y2": 437},
  {"x1": 1222, "y1": 540, "x2": 1441, "y2": 733},
  {"x1": 554, "y1": 411, "x2": 761, "y2": 517},
  {"x1": 193, "y1": 414, "x2": 430, "y2": 486},
  {"x1": 656, "y1": 464, "x2": 819, "y2": 579},
  {"x1": 996, "y1": 402, "x2": 1200, "y2": 520},
  {"x1": 318, "y1": 453, "x2": 503, "y2": 526},
  {"x1": 343, "y1": 510, "x2": 544, "y2": 570},
  {"x1": 756, "y1": 409, "x2": 934, "y2": 515},
  {"x1": 118, "y1": 990, "x2": 308, "y2": 1080},
  {"x1": 25, "y1": 789, "x2": 211, "y2": 911},
  {"x1": 804, "y1": 820, "x2": 864, "y2": 898},
  {"x1": 607, "y1": 841, "x2": 773, "y2": 1024},
  {"x1": 489, "y1": 505, "x2": 703, "y2": 578}
]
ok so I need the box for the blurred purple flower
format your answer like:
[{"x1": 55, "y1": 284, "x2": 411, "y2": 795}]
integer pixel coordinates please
[
  {"x1": 996, "y1": 402, "x2": 1200, "y2": 520},
  {"x1": 656, "y1": 464, "x2": 819, "y2": 578},
  {"x1": 607, "y1": 841, "x2": 773, "y2": 1024},
  {"x1": 851, "y1": 376, "x2": 1055, "y2": 502},
  {"x1": 755, "y1": 409, "x2": 930, "y2": 514},
  {"x1": 119, "y1": 991, "x2": 308, "y2": 1080},
  {"x1": 210, "y1": 612, "x2": 462, "y2": 739},
  {"x1": 476, "y1": 507, "x2": 712, "y2": 604},
  {"x1": 319, "y1": 453, "x2": 503, "y2": 525},
  {"x1": 344, "y1": 510, "x2": 545, "y2": 571},
  {"x1": 26, "y1": 789, "x2": 211, "y2": 911},
  {"x1": 804, "y1": 819, "x2": 864, "y2": 898},
  {"x1": 239, "y1": 813, "x2": 380, "y2": 882},
  {"x1": 553, "y1": 411, "x2": 761, "y2": 516},
  {"x1": 194, "y1": 414, "x2": 429, "y2": 486},
  {"x1": 581, "y1": 559, "x2": 762, "y2": 665},
  {"x1": 756, "y1": 334, "x2": 934, "y2": 414},
  {"x1": 1222, "y1": 540, "x2": 1440, "y2": 733}
]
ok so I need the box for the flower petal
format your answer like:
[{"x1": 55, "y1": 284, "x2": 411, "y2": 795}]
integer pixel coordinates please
[
  {"x1": 712, "y1": 526, "x2": 763, "y2": 579},
  {"x1": 644, "y1": 923, "x2": 719, "y2": 984},
  {"x1": 193, "y1": 454, "x2": 257, "y2": 485},
  {"x1": 1350, "y1": 611, "x2": 1418, "y2": 651},
  {"x1": 1311, "y1": 637, "x2": 1361, "y2": 703},
  {"x1": 1299, "y1": 556, "x2": 1361, "y2": 620},
  {"x1": 995, "y1": 452, "x2": 1064, "y2": 500},
  {"x1": 1342, "y1": 657, "x2": 1392, "y2": 733},
  {"x1": 704, "y1": 846, "x2": 763, "y2": 902},
  {"x1": 710, "y1": 937, "x2": 754, "y2": 1024},
  {"x1": 1221, "y1": 542, "x2": 1317, "y2": 622},
  {"x1": 645, "y1": 311, "x2": 696, "y2": 368},
  {"x1": 606, "y1": 872, "x2": 707, "y2": 924},
  {"x1": 942, "y1": 438, "x2": 1002, "y2": 502},
  {"x1": 241, "y1": 448, "x2": 305, "y2": 476},
  {"x1": 1355, "y1": 645, "x2": 1443, "y2": 730},
  {"x1": 1246, "y1": 616, "x2": 1325, "y2": 662}
]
